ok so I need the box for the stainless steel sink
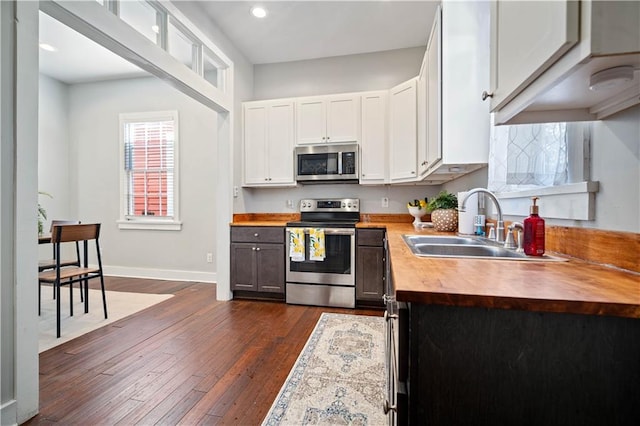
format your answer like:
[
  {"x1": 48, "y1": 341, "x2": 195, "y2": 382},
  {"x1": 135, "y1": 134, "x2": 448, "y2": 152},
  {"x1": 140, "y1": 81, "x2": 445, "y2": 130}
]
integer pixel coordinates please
[
  {"x1": 402, "y1": 235, "x2": 566, "y2": 261},
  {"x1": 403, "y1": 235, "x2": 482, "y2": 245}
]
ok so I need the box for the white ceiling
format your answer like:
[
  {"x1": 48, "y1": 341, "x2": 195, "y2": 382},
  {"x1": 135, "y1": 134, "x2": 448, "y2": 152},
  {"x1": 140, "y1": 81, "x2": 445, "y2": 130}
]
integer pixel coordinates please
[
  {"x1": 189, "y1": 0, "x2": 438, "y2": 65},
  {"x1": 39, "y1": 11, "x2": 145, "y2": 84},
  {"x1": 39, "y1": 0, "x2": 438, "y2": 84}
]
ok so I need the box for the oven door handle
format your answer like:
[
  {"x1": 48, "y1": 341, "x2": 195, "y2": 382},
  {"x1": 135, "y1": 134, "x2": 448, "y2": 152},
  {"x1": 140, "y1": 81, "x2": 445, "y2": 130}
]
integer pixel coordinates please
[{"x1": 286, "y1": 228, "x2": 355, "y2": 236}]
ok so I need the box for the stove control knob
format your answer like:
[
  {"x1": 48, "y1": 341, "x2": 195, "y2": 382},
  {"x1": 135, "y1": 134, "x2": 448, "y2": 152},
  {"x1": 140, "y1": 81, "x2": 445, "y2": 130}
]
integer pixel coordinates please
[{"x1": 342, "y1": 202, "x2": 346, "y2": 208}]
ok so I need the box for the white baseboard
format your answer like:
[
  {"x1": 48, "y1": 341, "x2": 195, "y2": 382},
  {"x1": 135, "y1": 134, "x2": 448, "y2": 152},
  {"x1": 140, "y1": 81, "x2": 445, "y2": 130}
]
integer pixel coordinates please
[
  {"x1": 103, "y1": 265, "x2": 217, "y2": 283},
  {"x1": 1, "y1": 400, "x2": 18, "y2": 426}
]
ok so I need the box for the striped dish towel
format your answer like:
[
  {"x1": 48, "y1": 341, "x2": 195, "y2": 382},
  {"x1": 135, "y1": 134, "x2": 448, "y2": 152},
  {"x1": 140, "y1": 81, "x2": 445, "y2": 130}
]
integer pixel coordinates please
[
  {"x1": 309, "y1": 228, "x2": 326, "y2": 261},
  {"x1": 289, "y1": 228, "x2": 305, "y2": 262}
]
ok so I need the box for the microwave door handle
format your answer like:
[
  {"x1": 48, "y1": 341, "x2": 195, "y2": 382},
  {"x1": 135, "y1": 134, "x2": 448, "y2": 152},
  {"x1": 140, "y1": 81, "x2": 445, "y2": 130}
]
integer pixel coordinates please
[{"x1": 337, "y1": 152, "x2": 343, "y2": 175}]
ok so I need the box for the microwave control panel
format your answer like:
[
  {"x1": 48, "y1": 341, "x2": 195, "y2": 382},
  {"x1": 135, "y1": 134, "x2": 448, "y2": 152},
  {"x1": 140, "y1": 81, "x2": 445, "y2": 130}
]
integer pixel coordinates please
[{"x1": 342, "y1": 152, "x2": 356, "y2": 175}]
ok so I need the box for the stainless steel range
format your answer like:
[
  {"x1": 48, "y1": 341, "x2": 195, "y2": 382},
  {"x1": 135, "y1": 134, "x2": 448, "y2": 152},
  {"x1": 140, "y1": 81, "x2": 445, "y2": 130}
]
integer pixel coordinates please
[{"x1": 286, "y1": 198, "x2": 359, "y2": 308}]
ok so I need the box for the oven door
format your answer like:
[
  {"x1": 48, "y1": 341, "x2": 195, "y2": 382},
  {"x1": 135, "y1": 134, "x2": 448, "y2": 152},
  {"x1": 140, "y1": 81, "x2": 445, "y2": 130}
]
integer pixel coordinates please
[{"x1": 286, "y1": 227, "x2": 355, "y2": 286}]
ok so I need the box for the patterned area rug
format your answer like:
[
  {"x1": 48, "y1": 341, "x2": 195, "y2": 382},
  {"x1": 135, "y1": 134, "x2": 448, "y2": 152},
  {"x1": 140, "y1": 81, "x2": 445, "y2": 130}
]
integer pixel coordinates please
[{"x1": 263, "y1": 312, "x2": 386, "y2": 425}]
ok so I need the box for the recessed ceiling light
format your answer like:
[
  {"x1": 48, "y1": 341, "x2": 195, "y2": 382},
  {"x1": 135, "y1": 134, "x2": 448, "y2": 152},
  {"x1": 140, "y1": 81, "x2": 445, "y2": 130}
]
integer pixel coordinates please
[
  {"x1": 39, "y1": 42, "x2": 57, "y2": 52},
  {"x1": 251, "y1": 6, "x2": 267, "y2": 18},
  {"x1": 589, "y1": 66, "x2": 634, "y2": 91}
]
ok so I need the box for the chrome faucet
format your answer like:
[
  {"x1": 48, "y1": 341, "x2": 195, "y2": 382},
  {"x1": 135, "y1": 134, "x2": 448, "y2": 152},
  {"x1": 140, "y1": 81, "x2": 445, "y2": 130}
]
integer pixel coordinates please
[
  {"x1": 460, "y1": 188, "x2": 505, "y2": 243},
  {"x1": 504, "y1": 221, "x2": 524, "y2": 251}
]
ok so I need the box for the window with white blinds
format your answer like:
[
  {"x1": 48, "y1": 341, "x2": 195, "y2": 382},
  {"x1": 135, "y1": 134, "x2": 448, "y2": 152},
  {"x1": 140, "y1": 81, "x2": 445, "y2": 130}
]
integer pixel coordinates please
[{"x1": 118, "y1": 111, "x2": 181, "y2": 230}]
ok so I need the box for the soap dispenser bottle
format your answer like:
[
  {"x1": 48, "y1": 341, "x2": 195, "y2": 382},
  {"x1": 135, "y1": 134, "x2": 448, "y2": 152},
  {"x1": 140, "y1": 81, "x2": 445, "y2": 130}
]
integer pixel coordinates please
[{"x1": 523, "y1": 197, "x2": 545, "y2": 256}]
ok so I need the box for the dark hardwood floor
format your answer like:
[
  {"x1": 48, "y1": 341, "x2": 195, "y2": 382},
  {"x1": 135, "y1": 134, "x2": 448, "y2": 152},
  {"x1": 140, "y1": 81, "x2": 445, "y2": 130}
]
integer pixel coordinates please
[{"x1": 25, "y1": 277, "x2": 382, "y2": 425}]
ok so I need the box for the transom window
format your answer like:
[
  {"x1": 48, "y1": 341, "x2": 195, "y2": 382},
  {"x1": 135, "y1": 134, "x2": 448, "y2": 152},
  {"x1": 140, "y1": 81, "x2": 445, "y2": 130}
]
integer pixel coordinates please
[{"x1": 118, "y1": 111, "x2": 181, "y2": 230}]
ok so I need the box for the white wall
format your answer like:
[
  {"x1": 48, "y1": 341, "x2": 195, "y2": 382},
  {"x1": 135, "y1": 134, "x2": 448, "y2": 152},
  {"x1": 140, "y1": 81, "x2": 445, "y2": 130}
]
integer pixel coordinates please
[
  {"x1": 253, "y1": 46, "x2": 425, "y2": 100},
  {"x1": 67, "y1": 76, "x2": 218, "y2": 281},
  {"x1": 589, "y1": 105, "x2": 639, "y2": 232},
  {"x1": 244, "y1": 184, "x2": 443, "y2": 215},
  {"x1": 38, "y1": 74, "x2": 72, "y2": 227}
]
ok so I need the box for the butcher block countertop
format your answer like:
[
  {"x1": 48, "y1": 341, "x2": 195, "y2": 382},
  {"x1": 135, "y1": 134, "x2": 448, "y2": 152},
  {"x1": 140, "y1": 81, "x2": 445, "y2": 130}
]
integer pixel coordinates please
[
  {"x1": 360, "y1": 222, "x2": 640, "y2": 319},
  {"x1": 230, "y1": 216, "x2": 639, "y2": 319}
]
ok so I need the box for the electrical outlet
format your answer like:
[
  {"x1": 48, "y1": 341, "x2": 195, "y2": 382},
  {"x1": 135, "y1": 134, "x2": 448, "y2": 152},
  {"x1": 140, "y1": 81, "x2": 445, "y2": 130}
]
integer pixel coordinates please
[
  {"x1": 206, "y1": 253, "x2": 213, "y2": 263},
  {"x1": 286, "y1": 199, "x2": 294, "y2": 208},
  {"x1": 382, "y1": 197, "x2": 389, "y2": 208},
  {"x1": 233, "y1": 186, "x2": 239, "y2": 198}
]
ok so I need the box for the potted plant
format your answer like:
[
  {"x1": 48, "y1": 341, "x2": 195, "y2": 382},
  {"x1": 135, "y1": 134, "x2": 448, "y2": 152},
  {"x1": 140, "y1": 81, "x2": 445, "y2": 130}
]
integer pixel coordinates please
[
  {"x1": 38, "y1": 191, "x2": 52, "y2": 236},
  {"x1": 427, "y1": 191, "x2": 458, "y2": 232}
]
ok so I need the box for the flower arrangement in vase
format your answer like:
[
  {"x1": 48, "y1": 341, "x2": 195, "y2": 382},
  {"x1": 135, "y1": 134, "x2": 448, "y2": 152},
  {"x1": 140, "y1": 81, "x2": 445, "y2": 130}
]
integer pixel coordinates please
[
  {"x1": 427, "y1": 191, "x2": 458, "y2": 232},
  {"x1": 407, "y1": 198, "x2": 428, "y2": 226}
]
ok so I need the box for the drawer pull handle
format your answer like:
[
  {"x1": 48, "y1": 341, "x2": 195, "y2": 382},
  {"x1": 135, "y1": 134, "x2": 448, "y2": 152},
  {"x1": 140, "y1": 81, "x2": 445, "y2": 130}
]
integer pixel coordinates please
[
  {"x1": 384, "y1": 311, "x2": 398, "y2": 321},
  {"x1": 383, "y1": 400, "x2": 397, "y2": 414}
]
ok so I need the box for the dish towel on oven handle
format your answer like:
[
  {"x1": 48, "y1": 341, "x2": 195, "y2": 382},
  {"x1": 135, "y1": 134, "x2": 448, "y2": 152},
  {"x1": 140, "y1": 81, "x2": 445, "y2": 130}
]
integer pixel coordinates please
[
  {"x1": 309, "y1": 228, "x2": 326, "y2": 261},
  {"x1": 289, "y1": 228, "x2": 305, "y2": 262}
]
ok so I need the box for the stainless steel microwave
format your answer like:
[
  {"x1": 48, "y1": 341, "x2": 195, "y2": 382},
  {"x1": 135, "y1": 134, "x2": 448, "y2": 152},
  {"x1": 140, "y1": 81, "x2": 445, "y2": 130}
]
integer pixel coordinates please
[{"x1": 295, "y1": 143, "x2": 359, "y2": 183}]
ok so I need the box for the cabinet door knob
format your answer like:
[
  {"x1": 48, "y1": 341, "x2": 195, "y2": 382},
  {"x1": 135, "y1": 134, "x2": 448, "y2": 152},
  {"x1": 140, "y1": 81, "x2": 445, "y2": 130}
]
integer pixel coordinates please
[
  {"x1": 421, "y1": 160, "x2": 427, "y2": 166},
  {"x1": 481, "y1": 90, "x2": 494, "y2": 101},
  {"x1": 254, "y1": 233, "x2": 259, "y2": 237},
  {"x1": 411, "y1": 171, "x2": 416, "y2": 174},
  {"x1": 256, "y1": 247, "x2": 261, "y2": 251},
  {"x1": 251, "y1": 247, "x2": 256, "y2": 251}
]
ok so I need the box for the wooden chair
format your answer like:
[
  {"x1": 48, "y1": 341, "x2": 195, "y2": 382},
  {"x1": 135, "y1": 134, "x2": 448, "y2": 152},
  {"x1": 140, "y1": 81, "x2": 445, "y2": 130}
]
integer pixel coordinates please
[
  {"x1": 38, "y1": 220, "x2": 82, "y2": 313},
  {"x1": 38, "y1": 223, "x2": 108, "y2": 338}
]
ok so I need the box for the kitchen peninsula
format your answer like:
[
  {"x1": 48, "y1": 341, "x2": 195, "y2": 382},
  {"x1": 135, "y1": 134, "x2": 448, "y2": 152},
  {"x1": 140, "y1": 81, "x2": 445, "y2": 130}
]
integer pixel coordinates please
[{"x1": 378, "y1": 222, "x2": 640, "y2": 425}]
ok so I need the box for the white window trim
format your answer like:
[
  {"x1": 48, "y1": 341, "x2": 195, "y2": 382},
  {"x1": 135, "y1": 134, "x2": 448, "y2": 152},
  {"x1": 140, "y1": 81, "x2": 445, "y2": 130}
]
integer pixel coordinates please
[
  {"x1": 117, "y1": 110, "x2": 182, "y2": 231},
  {"x1": 496, "y1": 181, "x2": 599, "y2": 221}
]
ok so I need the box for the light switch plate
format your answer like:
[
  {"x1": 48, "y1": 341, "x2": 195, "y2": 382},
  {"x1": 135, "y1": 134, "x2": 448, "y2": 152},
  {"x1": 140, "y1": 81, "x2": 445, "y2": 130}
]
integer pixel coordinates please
[{"x1": 382, "y1": 197, "x2": 389, "y2": 208}]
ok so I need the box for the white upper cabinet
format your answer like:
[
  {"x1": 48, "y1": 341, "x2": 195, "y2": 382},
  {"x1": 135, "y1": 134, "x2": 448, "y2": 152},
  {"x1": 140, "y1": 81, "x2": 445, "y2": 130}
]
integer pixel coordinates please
[
  {"x1": 243, "y1": 100, "x2": 295, "y2": 187},
  {"x1": 416, "y1": 1, "x2": 490, "y2": 184},
  {"x1": 488, "y1": 0, "x2": 640, "y2": 124},
  {"x1": 418, "y1": 5, "x2": 442, "y2": 178},
  {"x1": 389, "y1": 78, "x2": 418, "y2": 183},
  {"x1": 295, "y1": 94, "x2": 361, "y2": 145},
  {"x1": 489, "y1": 0, "x2": 579, "y2": 111},
  {"x1": 425, "y1": 8, "x2": 442, "y2": 171},
  {"x1": 360, "y1": 91, "x2": 388, "y2": 184}
]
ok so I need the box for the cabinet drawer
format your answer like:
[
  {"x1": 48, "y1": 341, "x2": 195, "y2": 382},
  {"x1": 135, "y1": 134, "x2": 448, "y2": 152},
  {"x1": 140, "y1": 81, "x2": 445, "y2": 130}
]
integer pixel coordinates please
[
  {"x1": 357, "y1": 229, "x2": 385, "y2": 246},
  {"x1": 231, "y1": 226, "x2": 284, "y2": 243}
]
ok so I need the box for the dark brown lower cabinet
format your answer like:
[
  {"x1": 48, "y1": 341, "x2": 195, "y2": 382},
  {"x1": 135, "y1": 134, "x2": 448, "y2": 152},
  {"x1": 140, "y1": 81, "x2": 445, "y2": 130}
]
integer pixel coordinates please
[
  {"x1": 356, "y1": 228, "x2": 385, "y2": 305},
  {"x1": 231, "y1": 226, "x2": 285, "y2": 298},
  {"x1": 400, "y1": 303, "x2": 640, "y2": 425}
]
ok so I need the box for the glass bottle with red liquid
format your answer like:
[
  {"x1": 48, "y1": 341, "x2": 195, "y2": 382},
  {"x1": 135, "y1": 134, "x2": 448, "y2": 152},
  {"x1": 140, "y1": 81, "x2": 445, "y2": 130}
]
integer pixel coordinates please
[{"x1": 523, "y1": 196, "x2": 545, "y2": 256}]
